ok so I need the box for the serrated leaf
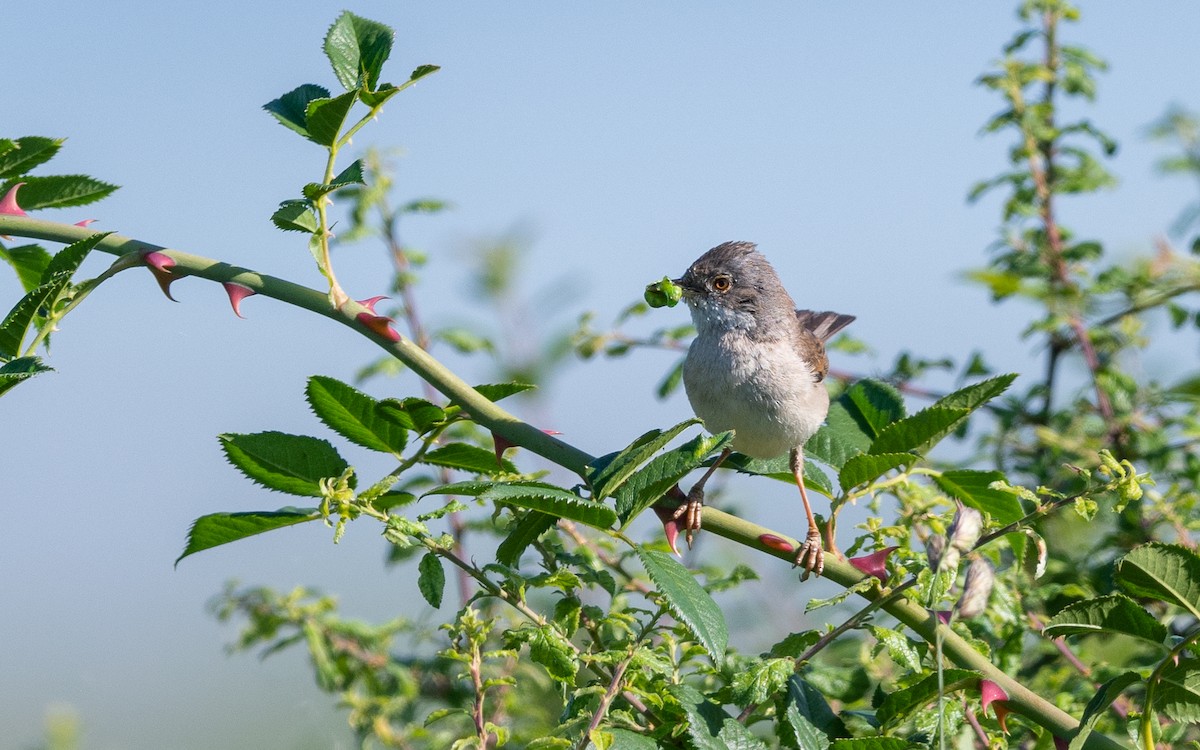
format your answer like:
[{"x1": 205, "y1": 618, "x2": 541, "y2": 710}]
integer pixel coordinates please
[
  {"x1": 1114, "y1": 543, "x2": 1200, "y2": 620},
  {"x1": 325, "y1": 11, "x2": 394, "y2": 91},
  {"x1": 422, "y1": 443, "x2": 517, "y2": 476},
  {"x1": 42, "y1": 230, "x2": 111, "y2": 283},
  {"x1": 305, "y1": 90, "x2": 359, "y2": 147},
  {"x1": 271, "y1": 200, "x2": 318, "y2": 233},
  {"x1": 505, "y1": 626, "x2": 576, "y2": 683},
  {"x1": 845, "y1": 379, "x2": 906, "y2": 437},
  {"x1": 1155, "y1": 657, "x2": 1200, "y2": 724},
  {"x1": 377, "y1": 397, "x2": 446, "y2": 433},
  {"x1": 0, "y1": 137, "x2": 64, "y2": 179},
  {"x1": 782, "y1": 676, "x2": 844, "y2": 748},
  {"x1": 305, "y1": 375, "x2": 407, "y2": 455},
  {"x1": 607, "y1": 729, "x2": 657, "y2": 750},
  {"x1": 1, "y1": 175, "x2": 118, "y2": 209},
  {"x1": 768, "y1": 631, "x2": 821, "y2": 659},
  {"x1": 1068, "y1": 671, "x2": 1142, "y2": 750},
  {"x1": 869, "y1": 626, "x2": 923, "y2": 673},
  {"x1": 1043, "y1": 594, "x2": 1166, "y2": 643},
  {"x1": 496, "y1": 511, "x2": 556, "y2": 566},
  {"x1": 470, "y1": 382, "x2": 536, "y2": 402},
  {"x1": 838, "y1": 452, "x2": 913, "y2": 491},
  {"x1": 409, "y1": 64, "x2": 439, "y2": 82},
  {"x1": 263, "y1": 83, "x2": 330, "y2": 137},
  {"x1": 0, "y1": 244, "x2": 51, "y2": 292},
  {"x1": 931, "y1": 373, "x2": 1017, "y2": 412},
  {"x1": 482, "y1": 483, "x2": 616, "y2": 530},
  {"x1": 175, "y1": 507, "x2": 318, "y2": 565},
  {"x1": 638, "y1": 549, "x2": 728, "y2": 665},
  {"x1": 805, "y1": 397, "x2": 872, "y2": 470},
  {"x1": 731, "y1": 658, "x2": 793, "y2": 706},
  {"x1": 875, "y1": 669, "x2": 978, "y2": 726},
  {"x1": 719, "y1": 453, "x2": 834, "y2": 498},
  {"x1": 219, "y1": 431, "x2": 350, "y2": 497},
  {"x1": 0, "y1": 355, "x2": 52, "y2": 397},
  {"x1": 669, "y1": 684, "x2": 771, "y2": 750},
  {"x1": 417, "y1": 552, "x2": 445, "y2": 608},
  {"x1": 932, "y1": 469, "x2": 1024, "y2": 525},
  {"x1": 615, "y1": 431, "x2": 734, "y2": 526},
  {"x1": 0, "y1": 273, "x2": 71, "y2": 358},
  {"x1": 829, "y1": 740, "x2": 907, "y2": 750},
  {"x1": 302, "y1": 160, "x2": 366, "y2": 200},
  {"x1": 868, "y1": 407, "x2": 970, "y2": 455},
  {"x1": 587, "y1": 419, "x2": 701, "y2": 499}
]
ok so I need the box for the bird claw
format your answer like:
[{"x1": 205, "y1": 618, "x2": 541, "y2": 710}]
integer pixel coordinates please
[
  {"x1": 671, "y1": 486, "x2": 705, "y2": 548},
  {"x1": 793, "y1": 528, "x2": 825, "y2": 580}
]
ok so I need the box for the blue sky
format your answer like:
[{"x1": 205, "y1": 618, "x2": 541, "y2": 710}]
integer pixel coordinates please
[{"x1": 6, "y1": 3, "x2": 1200, "y2": 748}]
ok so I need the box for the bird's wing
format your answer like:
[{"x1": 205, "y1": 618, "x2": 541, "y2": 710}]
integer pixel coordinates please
[{"x1": 795, "y1": 309, "x2": 856, "y2": 342}]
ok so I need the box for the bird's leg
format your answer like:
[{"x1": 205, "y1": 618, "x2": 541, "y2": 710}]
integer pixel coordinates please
[
  {"x1": 789, "y1": 446, "x2": 825, "y2": 578},
  {"x1": 674, "y1": 447, "x2": 732, "y2": 547}
]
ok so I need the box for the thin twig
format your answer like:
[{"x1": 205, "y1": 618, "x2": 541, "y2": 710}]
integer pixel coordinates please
[{"x1": 577, "y1": 651, "x2": 635, "y2": 750}]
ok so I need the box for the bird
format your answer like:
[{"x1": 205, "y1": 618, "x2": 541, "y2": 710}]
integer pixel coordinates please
[{"x1": 673, "y1": 241, "x2": 854, "y2": 576}]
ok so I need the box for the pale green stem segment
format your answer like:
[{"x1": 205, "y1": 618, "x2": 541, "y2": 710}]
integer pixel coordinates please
[{"x1": 0, "y1": 215, "x2": 1128, "y2": 750}]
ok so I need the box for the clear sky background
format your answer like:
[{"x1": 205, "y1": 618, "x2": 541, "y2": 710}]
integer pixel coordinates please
[{"x1": 6, "y1": 3, "x2": 1200, "y2": 748}]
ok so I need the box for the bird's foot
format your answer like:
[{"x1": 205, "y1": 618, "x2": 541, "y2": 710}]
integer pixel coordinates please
[
  {"x1": 792, "y1": 527, "x2": 825, "y2": 580},
  {"x1": 671, "y1": 486, "x2": 705, "y2": 548}
]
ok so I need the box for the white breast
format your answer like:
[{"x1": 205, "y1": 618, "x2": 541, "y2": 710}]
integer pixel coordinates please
[{"x1": 683, "y1": 332, "x2": 829, "y2": 459}]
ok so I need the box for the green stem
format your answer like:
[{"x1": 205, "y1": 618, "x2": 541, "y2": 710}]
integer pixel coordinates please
[{"x1": 0, "y1": 215, "x2": 1127, "y2": 750}]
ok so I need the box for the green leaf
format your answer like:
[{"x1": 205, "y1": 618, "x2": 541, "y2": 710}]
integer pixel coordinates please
[
  {"x1": 606, "y1": 729, "x2": 657, "y2": 750},
  {"x1": 805, "y1": 398, "x2": 872, "y2": 470},
  {"x1": 0, "y1": 273, "x2": 71, "y2": 358},
  {"x1": 505, "y1": 626, "x2": 576, "y2": 683},
  {"x1": 587, "y1": 419, "x2": 701, "y2": 499},
  {"x1": 731, "y1": 658, "x2": 793, "y2": 706},
  {"x1": 417, "y1": 552, "x2": 445, "y2": 608},
  {"x1": 933, "y1": 469, "x2": 1024, "y2": 525},
  {"x1": 1155, "y1": 657, "x2": 1200, "y2": 724},
  {"x1": 219, "y1": 431, "x2": 350, "y2": 497},
  {"x1": 271, "y1": 200, "x2": 318, "y2": 233},
  {"x1": 838, "y1": 452, "x2": 913, "y2": 492},
  {"x1": 782, "y1": 676, "x2": 845, "y2": 743},
  {"x1": 377, "y1": 397, "x2": 446, "y2": 433},
  {"x1": 305, "y1": 375, "x2": 407, "y2": 456},
  {"x1": 1043, "y1": 594, "x2": 1166, "y2": 643},
  {"x1": 829, "y1": 740, "x2": 907, "y2": 750},
  {"x1": 263, "y1": 83, "x2": 330, "y2": 137},
  {"x1": 409, "y1": 63, "x2": 440, "y2": 83},
  {"x1": 768, "y1": 631, "x2": 821, "y2": 659},
  {"x1": 870, "y1": 626, "x2": 923, "y2": 673},
  {"x1": 615, "y1": 431, "x2": 734, "y2": 526},
  {"x1": 875, "y1": 669, "x2": 978, "y2": 726},
  {"x1": 719, "y1": 453, "x2": 834, "y2": 499},
  {"x1": 1, "y1": 175, "x2": 118, "y2": 209},
  {"x1": 496, "y1": 511, "x2": 557, "y2": 566},
  {"x1": 43, "y1": 230, "x2": 111, "y2": 283},
  {"x1": 669, "y1": 684, "x2": 770, "y2": 750},
  {"x1": 930, "y1": 373, "x2": 1017, "y2": 412},
  {"x1": 0, "y1": 136, "x2": 64, "y2": 179},
  {"x1": 482, "y1": 483, "x2": 616, "y2": 530},
  {"x1": 470, "y1": 382, "x2": 536, "y2": 402},
  {"x1": 302, "y1": 160, "x2": 366, "y2": 200},
  {"x1": 1068, "y1": 671, "x2": 1142, "y2": 750},
  {"x1": 422, "y1": 443, "x2": 517, "y2": 476},
  {"x1": 1114, "y1": 543, "x2": 1200, "y2": 620},
  {"x1": 305, "y1": 90, "x2": 359, "y2": 147},
  {"x1": 324, "y1": 11, "x2": 394, "y2": 91},
  {"x1": 868, "y1": 407, "x2": 970, "y2": 455},
  {"x1": 0, "y1": 355, "x2": 52, "y2": 397},
  {"x1": 175, "y1": 507, "x2": 318, "y2": 565},
  {"x1": 844, "y1": 379, "x2": 906, "y2": 437},
  {"x1": 0, "y1": 244, "x2": 51, "y2": 292},
  {"x1": 638, "y1": 548, "x2": 728, "y2": 665}
]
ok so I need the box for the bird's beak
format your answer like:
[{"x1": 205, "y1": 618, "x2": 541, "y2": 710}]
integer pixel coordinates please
[{"x1": 673, "y1": 276, "x2": 698, "y2": 295}]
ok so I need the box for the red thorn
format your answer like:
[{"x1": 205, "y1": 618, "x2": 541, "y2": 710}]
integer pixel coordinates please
[
  {"x1": 1053, "y1": 737, "x2": 1068, "y2": 750},
  {"x1": 980, "y1": 679, "x2": 1011, "y2": 733},
  {"x1": 934, "y1": 610, "x2": 952, "y2": 625},
  {"x1": 357, "y1": 295, "x2": 388, "y2": 313},
  {"x1": 143, "y1": 251, "x2": 179, "y2": 302},
  {"x1": 356, "y1": 312, "x2": 401, "y2": 342},
  {"x1": 651, "y1": 484, "x2": 690, "y2": 556},
  {"x1": 849, "y1": 546, "x2": 897, "y2": 582},
  {"x1": 758, "y1": 534, "x2": 795, "y2": 553},
  {"x1": 492, "y1": 431, "x2": 516, "y2": 465},
  {"x1": 0, "y1": 182, "x2": 27, "y2": 217},
  {"x1": 542, "y1": 429, "x2": 563, "y2": 435},
  {"x1": 74, "y1": 219, "x2": 98, "y2": 227},
  {"x1": 223, "y1": 282, "x2": 255, "y2": 318}
]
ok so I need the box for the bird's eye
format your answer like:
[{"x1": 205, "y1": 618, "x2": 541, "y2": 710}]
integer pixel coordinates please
[{"x1": 712, "y1": 275, "x2": 732, "y2": 293}]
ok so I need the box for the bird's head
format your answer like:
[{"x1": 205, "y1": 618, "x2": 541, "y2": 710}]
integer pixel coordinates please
[{"x1": 675, "y1": 241, "x2": 795, "y2": 335}]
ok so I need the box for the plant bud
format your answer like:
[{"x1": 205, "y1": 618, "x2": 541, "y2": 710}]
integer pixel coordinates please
[
  {"x1": 957, "y1": 558, "x2": 995, "y2": 619},
  {"x1": 926, "y1": 534, "x2": 946, "y2": 572},
  {"x1": 948, "y1": 503, "x2": 983, "y2": 552}
]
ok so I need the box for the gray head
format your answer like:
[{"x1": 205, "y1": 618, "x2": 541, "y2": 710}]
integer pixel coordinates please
[{"x1": 674, "y1": 241, "x2": 797, "y2": 336}]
